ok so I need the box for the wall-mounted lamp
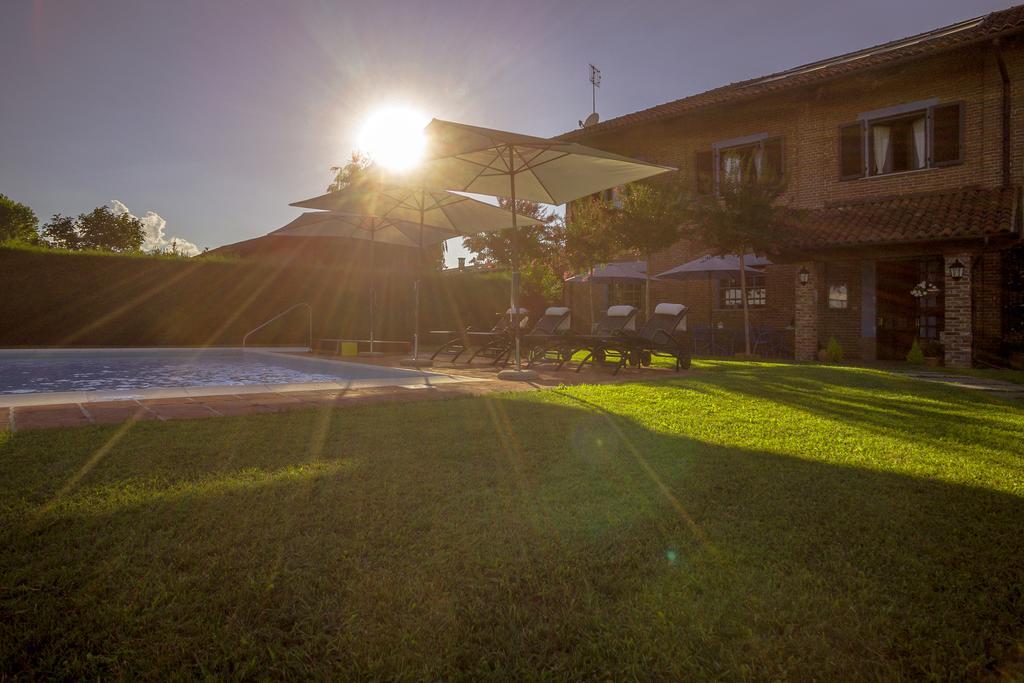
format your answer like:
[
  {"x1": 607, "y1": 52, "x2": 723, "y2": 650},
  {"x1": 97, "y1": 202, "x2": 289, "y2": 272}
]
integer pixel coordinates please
[
  {"x1": 798, "y1": 266, "x2": 810, "y2": 286},
  {"x1": 948, "y1": 258, "x2": 965, "y2": 281}
]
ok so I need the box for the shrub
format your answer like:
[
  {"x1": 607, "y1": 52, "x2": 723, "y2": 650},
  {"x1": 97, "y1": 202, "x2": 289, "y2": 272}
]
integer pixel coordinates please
[
  {"x1": 0, "y1": 246, "x2": 509, "y2": 347},
  {"x1": 825, "y1": 337, "x2": 843, "y2": 363},
  {"x1": 907, "y1": 339, "x2": 925, "y2": 365}
]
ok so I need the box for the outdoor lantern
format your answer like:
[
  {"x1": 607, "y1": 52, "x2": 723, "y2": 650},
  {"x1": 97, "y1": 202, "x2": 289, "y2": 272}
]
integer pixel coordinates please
[
  {"x1": 948, "y1": 258, "x2": 965, "y2": 281},
  {"x1": 798, "y1": 267, "x2": 810, "y2": 286}
]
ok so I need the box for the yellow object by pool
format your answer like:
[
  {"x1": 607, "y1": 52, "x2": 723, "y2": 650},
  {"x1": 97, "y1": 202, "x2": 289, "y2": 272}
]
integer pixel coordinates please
[{"x1": 340, "y1": 342, "x2": 359, "y2": 357}]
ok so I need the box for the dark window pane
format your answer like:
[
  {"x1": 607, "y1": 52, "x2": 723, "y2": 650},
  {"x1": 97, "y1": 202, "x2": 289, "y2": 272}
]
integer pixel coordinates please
[
  {"x1": 762, "y1": 137, "x2": 784, "y2": 183},
  {"x1": 869, "y1": 113, "x2": 926, "y2": 175},
  {"x1": 696, "y1": 150, "x2": 714, "y2": 194},
  {"x1": 840, "y1": 123, "x2": 863, "y2": 179},
  {"x1": 933, "y1": 103, "x2": 961, "y2": 164}
]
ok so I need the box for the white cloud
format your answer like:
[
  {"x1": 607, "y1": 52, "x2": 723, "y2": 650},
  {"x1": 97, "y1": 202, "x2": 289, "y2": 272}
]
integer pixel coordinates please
[{"x1": 108, "y1": 199, "x2": 200, "y2": 256}]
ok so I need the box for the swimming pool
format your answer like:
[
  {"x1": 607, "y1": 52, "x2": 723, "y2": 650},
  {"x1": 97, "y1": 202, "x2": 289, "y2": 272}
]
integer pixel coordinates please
[{"x1": 0, "y1": 348, "x2": 465, "y2": 406}]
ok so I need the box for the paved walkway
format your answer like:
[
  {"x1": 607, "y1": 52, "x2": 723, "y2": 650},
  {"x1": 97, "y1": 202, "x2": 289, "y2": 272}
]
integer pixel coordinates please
[
  {"x1": 0, "y1": 357, "x2": 680, "y2": 432},
  {"x1": 897, "y1": 370, "x2": 1024, "y2": 398}
]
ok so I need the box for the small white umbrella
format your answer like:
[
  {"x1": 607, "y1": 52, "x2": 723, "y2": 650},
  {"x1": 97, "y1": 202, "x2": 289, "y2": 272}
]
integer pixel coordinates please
[
  {"x1": 656, "y1": 254, "x2": 771, "y2": 327},
  {"x1": 417, "y1": 119, "x2": 675, "y2": 378},
  {"x1": 565, "y1": 260, "x2": 648, "y2": 284},
  {"x1": 290, "y1": 185, "x2": 541, "y2": 364}
]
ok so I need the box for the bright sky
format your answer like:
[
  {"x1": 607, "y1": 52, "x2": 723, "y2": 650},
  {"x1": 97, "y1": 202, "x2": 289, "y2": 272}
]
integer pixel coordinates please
[{"x1": 1, "y1": 0, "x2": 1016, "y2": 266}]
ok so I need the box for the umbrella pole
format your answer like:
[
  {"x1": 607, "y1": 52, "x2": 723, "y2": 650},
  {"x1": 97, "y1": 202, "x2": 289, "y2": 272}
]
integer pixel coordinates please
[
  {"x1": 497, "y1": 146, "x2": 537, "y2": 381},
  {"x1": 360, "y1": 226, "x2": 383, "y2": 357},
  {"x1": 511, "y1": 166, "x2": 521, "y2": 370},
  {"x1": 415, "y1": 218, "x2": 422, "y2": 360},
  {"x1": 370, "y1": 230, "x2": 375, "y2": 354}
]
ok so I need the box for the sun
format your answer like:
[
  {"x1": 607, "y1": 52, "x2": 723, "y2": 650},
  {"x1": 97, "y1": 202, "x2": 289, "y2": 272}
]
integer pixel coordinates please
[{"x1": 356, "y1": 106, "x2": 429, "y2": 172}]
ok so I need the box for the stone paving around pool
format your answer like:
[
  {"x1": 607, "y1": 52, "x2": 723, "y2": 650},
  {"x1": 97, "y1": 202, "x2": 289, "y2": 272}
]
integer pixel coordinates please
[{"x1": 0, "y1": 355, "x2": 679, "y2": 432}]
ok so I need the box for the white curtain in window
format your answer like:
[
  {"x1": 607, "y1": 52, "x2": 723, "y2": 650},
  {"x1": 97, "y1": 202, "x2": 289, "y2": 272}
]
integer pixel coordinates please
[
  {"x1": 753, "y1": 146, "x2": 764, "y2": 180},
  {"x1": 872, "y1": 125, "x2": 891, "y2": 175},
  {"x1": 721, "y1": 150, "x2": 742, "y2": 188},
  {"x1": 912, "y1": 117, "x2": 927, "y2": 169}
]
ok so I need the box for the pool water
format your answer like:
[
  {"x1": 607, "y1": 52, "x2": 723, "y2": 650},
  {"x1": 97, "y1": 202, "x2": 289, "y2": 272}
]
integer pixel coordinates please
[{"x1": 0, "y1": 348, "x2": 444, "y2": 395}]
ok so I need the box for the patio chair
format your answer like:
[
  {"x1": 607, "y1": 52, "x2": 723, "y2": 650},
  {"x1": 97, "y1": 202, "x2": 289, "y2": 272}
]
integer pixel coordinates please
[
  {"x1": 751, "y1": 325, "x2": 780, "y2": 358},
  {"x1": 516, "y1": 307, "x2": 573, "y2": 369},
  {"x1": 692, "y1": 325, "x2": 714, "y2": 357},
  {"x1": 430, "y1": 308, "x2": 528, "y2": 364},
  {"x1": 576, "y1": 303, "x2": 691, "y2": 375},
  {"x1": 559, "y1": 305, "x2": 638, "y2": 370}
]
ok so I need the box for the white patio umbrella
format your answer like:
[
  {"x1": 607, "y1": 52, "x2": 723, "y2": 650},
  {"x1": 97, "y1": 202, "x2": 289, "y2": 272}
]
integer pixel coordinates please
[
  {"x1": 417, "y1": 119, "x2": 675, "y2": 379},
  {"x1": 272, "y1": 211, "x2": 453, "y2": 356},
  {"x1": 289, "y1": 185, "x2": 541, "y2": 365}
]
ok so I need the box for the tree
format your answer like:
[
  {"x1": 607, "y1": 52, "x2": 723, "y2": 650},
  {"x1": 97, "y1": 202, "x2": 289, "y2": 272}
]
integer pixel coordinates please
[
  {"x1": 462, "y1": 198, "x2": 553, "y2": 265},
  {"x1": 461, "y1": 199, "x2": 563, "y2": 302},
  {"x1": 563, "y1": 196, "x2": 620, "y2": 322},
  {"x1": 564, "y1": 174, "x2": 690, "y2": 317},
  {"x1": 41, "y1": 214, "x2": 80, "y2": 250},
  {"x1": 0, "y1": 194, "x2": 40, "y2": 243},
  {"x1": 691, "y1": 179, "x2": 803, "y2": 355},
  {"x1": 328, "y1": 152, "x2": 372, "y2": 192},
  {"x1": 608, "y1": 175, "x2": 690, "y2": 316},
  {"x1": 42, "y1": 207, "x2": 144, "y2": 252}
]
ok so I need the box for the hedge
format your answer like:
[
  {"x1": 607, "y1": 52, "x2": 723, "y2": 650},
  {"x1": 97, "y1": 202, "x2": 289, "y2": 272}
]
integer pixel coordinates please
[{"x1": 0, "y1": 247, "x2": 515, "y2": 348}]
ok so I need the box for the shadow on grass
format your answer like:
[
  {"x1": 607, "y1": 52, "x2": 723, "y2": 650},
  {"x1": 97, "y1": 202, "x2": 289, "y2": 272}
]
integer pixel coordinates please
[{"x1": 0, "y1": 386, "x2": 1022, "y2": 680}]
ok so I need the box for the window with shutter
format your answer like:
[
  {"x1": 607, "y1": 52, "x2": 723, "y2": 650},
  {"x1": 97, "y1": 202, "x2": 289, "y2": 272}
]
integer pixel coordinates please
[
  {"x1": 762, "y1": 137, "x2": 784, "y2": 183},
  {"x1": 695, "y1": 150, "x2": 714, "y2": 194},
  {"x1": 842, "y1": 101, "x2": 964, "y2": 179},
  {"x1": 932, "y1": 103, "x2": 962, "y2": 165},
  {"x1": 713, "y1": 137, "x2": 784, "y2": 192},
  {"x1": 839, "y1": 123, "x2": 864, "y2": 179}
]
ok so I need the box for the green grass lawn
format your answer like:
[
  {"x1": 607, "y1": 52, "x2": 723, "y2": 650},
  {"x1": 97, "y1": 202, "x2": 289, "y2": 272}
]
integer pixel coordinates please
[{"x1": 2, "y1": 362, "x2": 1023, "y2": 679}]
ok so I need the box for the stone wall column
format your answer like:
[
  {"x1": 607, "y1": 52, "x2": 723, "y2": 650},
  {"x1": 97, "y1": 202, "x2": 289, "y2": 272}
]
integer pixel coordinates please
[
  {"x1": 943, "y1": 253, "x2": 973, "y2": 368},
  {"x1": 794, "y1": 262, "x2": 820, "y2": 361}
]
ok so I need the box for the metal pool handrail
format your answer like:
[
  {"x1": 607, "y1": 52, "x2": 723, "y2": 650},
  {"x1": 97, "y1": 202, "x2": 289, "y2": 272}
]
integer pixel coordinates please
[{"x1": 242, "y1": 303, "x2": 312, "y2": 351}]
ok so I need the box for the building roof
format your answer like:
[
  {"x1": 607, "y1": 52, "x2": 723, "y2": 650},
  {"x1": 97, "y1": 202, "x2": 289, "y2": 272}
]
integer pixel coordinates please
[
  {"x1": 559, "y1": 5, "x2": 1024, "y2": 141},
  {"x1": 783, "y1": 187, "x2": 1019, "y2": 250}
]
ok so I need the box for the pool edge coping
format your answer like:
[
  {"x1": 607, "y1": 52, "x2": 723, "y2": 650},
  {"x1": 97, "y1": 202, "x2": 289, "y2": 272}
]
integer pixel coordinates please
[{"x1": 0, "y1": 347, "x2": 487, "y2": 408}]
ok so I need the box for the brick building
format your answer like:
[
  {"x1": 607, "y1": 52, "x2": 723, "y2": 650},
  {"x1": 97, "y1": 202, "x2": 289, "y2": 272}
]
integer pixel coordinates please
[{"x1": 560, "y1": 5, "x2": 1024, "y2": 368}]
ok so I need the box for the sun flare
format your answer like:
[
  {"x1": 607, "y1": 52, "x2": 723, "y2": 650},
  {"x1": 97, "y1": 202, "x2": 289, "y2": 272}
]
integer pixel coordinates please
[{"x1": 356, "y1": 107, "x2": 429, "y2": 172}]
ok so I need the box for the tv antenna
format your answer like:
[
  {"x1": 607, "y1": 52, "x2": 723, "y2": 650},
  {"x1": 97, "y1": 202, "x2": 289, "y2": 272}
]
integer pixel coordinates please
[{"x1": 580, "y1": 63, "x2": 601, "y2": 128}]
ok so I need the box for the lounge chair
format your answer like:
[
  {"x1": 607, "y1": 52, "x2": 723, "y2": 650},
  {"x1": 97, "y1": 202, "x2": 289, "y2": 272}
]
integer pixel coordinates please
[
  {"x1": 430, "y1": 308, "x2": 528, "y2": 364},
  {"x1": 516, "y1": 307, "x2": 573, "y2": 368},
  {"x1": 559, "y1": 305, "x2": 638, "y2": 370},
  {"x1": 576, "y1": 303, "x2": 691, "y2": 374}
]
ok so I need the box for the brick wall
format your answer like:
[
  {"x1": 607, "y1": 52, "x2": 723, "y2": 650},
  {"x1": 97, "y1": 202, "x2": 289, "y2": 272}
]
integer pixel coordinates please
[
  {"x1": 820, "y1": 261, "x2": 864, "y2": 359},
  {"x1": 794, "y1": 262, "x2": 820, "y2": 361},
  {"x1": 576, "y1": 39, "x2": 1023, "y2": 210},
  {"x1": 944, "y1": 252, "x2": 974, "y2": 368}
]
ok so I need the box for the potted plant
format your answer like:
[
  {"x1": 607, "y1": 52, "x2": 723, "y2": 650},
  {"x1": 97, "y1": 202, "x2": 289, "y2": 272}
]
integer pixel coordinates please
[
  {"x1": 906, "y1": 339, "x2": 925, "y2": 365},
  {"x1": 921, "y1": 339, "x2": 944, "y2": 367}
]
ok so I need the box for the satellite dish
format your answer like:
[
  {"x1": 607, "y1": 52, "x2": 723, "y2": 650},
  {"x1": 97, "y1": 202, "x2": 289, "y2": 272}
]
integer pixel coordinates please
[{"x1": 583, "y1": 112, "x2": 600, "y2": 127}]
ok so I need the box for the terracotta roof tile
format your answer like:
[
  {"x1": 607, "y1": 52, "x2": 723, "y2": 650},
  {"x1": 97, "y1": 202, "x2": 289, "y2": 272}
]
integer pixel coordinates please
[
  {"x1": 560, "y1": 5, "x2": 1024, "y2": 141},
  {"x1": 783, "y1": 187, "x2": 1018, "y2": 249}
]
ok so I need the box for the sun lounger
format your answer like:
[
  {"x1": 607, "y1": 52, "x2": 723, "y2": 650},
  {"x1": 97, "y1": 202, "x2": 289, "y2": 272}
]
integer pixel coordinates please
[
  {"x1": 430, "y1": 308, "x2": 529, "y2": 364},
  {"x1": 547, "y1": 305, "x2": 638, "y2": 370},
  {"x1": 576, "y1": 303, "x2": 691, "y2": 374},
  {"x1": 519, "y1": 307, "x2": 573, "y2": 368}
]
